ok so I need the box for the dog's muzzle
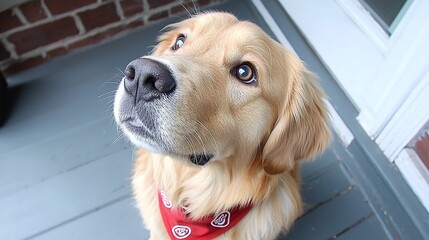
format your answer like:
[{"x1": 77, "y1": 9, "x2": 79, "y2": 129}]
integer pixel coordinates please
[
  {"x1": 118, "y1": 58, "x2": 215, "y2": 166},
  {"x1": 123, "y1": 58, "x2": 176, "y2": 102}
]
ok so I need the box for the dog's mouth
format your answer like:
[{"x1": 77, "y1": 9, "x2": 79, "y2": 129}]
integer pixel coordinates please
[
  {"x1": 189, "y1": 154, "x2": 213, "y2": 166},
  {"x1": 126, "y1": 117, "x2": 144, "y2": 128},
  {"x1": 123, "y1": 117, "x2": 154, "y2": 137},
  {"x1": 123, "y1": 117, "x2": 214, "y2": 166}
]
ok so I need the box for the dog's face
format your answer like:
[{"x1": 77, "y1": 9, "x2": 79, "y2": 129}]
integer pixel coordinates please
[{"x1": 114, "y1": 12, "x2": 330, "y2": 174}]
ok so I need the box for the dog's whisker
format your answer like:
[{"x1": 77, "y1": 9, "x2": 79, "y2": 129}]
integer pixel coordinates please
[
  {"x1": 196, "y1": 131, "x2": 208, "y2": 157},
  {"x1": 191, "y1": 0, "x2": 200, "y2": 15},
  {"x1": 106, "y1": 107, "x2": 115, "y2": 114},
  {"x1": 176, "y1": 15, "x2": 189, "y2": 21},
  {"x1": 105, "y1": 98, "x2": 115, "y2": 105},
  {"x1": 99, "y1": 97, "x2": 115, "y2": 105},
  {"x1": 108, "y1": 115, "x2": 116, "y2": 125},
  {"x1": 147, "y1": 44, "x2": 157, "y2": 52},
  {"x1": 185, "y1": 133, "x2": 198, "y2": 160},
  {"x1": 100, "y1": 73, "x2": 121, "y2": 89},
  {"x1": 189, "y1": 129, "x2": 206, "y2": 156},
  {"x1": 116, "y1": 67, "x2": 126, "y2": 77},
  {"x1": 113, "y1": 132, "x2": 125, "y2": 145},
  {"x1": 99, "y1": 96, "x2": 116, "y2": 104},
  {"x1": 102, "y1": 81, "x2": 121, "y2": 86},
  {"x1": 98, "y1": 90, "x2": 117, "y2": 99},
  {"x1": 105, "y1": 99, "x2": 115, "y2": 109},
  {"x1": 194, "y1": 119, "x2": 219, "y2": 158},
  {"x1": 184, "y1": 136, "x2": 195, "y2": 159},
  {"x1": 104, "y1": 106, "x2": 115, "y2": 114},
  {"x1": 190, "y1": 132, "x2": 203, "y2": 159},
  {"x1": 181, "y1": 3, "x2": 193, "y2": 18}
]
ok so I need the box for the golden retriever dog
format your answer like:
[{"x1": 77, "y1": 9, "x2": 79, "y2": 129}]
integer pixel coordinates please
[{"x1": 114, "y1": 12, "x2": 331, "y2": 240}]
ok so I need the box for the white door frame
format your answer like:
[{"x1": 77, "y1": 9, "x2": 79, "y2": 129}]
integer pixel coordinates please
[
  {"x1": 376, "y1": 71, "x2": 429, "y2": 160},
  {"x1": 275, "y1": 0, "x2": 429, "y2": 211},
  {"x1": 278, "y1": 0, "x2": 429, "y2": 161},
  {"x1": 356, "y1": 0, "x2": 429, "y2": 141}
]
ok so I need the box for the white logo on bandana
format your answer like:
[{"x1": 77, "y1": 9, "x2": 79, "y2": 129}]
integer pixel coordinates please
[
  {"x1": 211, "y1": 211, "x2": 231, "y2": 228},
  {"x1": 160, "y1": 191, "x2": 172, "y2": 209},
  {"x1": 172, "y1": 225, "x2": 191, "y2": 239}
]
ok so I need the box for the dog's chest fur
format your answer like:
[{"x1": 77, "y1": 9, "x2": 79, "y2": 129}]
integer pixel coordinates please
[{"x1": 131, "y1": 150, "x2": 303, "y2": 240}]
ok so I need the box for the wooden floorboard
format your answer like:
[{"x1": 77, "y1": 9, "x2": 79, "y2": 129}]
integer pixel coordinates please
[
  {"x1": 301, "y1": 161, "x2": 352, "y2": 209},
  {"x1": 280, "y1": 188, "x2": 372, "y2": 240},
  {"x1": 301, "y1": 147, "x2": 339, "y2": 181},
  {"x1": 0, "y1": 76, "x2": 119, "y2": 155},
  {"x1": 0, "y1": 118, "x2": 129, "y2": 199},
  {"x1": 0, "y1": 0, "x2": 392, "y2": 239},
  {"x1": 30, "y1": 197, "x2": 149, "y2": 240},
  {"x1": 337, "y1": 215, "x2": 389, "y2": 240},
  {"x1": 0, "y1": 149, "x2": 133, "y2": 240}
]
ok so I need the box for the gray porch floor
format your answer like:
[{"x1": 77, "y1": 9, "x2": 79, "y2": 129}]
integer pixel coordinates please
[{"x1": 0, "y1": 1, "x2": 424, "y2": 239}]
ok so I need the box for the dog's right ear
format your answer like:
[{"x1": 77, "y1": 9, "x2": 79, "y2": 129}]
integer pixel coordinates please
[{"x1": 262, "y1": 54, "x2": 331, "y2": 175}]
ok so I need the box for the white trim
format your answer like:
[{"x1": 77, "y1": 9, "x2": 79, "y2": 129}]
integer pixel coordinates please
[
  {"x1": 357, "y1": 0, "x2": 429, "y2": 138},
  {"x1": 335, "y1": 0, "x2": 388, "y2": 53},
  {"x1": 249, "y1": 0, "x2": 295, "y2": 53},
  {"x1": 279, "y1": 0, "x2": 429, "y2": 161},
  {"x1": 375, "y1": 70, "x2": 429, "y2": 160},
  {"x1": 251, "y1": 0, "x2": 354, "y2": 147},
  {"x1": 395, "y1": 149, "x2": 429, "y2": 213},
  {"x1": 275, "y1": 0, "x2": 429, "y2": 208},
  {"x1": 326, "y1": 101, "x2": 354, "y2": 147},
  {"x1": 278, "y1": 0, "x2": 385, "y2": 110}
]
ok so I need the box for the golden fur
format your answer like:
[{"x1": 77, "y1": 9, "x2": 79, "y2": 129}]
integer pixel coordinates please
[{"x1": 114, "y1": 12, "x2": 331, "y2": 240}]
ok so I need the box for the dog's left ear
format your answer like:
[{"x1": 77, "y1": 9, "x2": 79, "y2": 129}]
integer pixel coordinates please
[{"x1": 262, "y1": 58, "x2": 331, "y2": 175}]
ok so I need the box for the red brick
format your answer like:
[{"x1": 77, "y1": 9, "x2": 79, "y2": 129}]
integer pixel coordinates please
[
  {"x1": 47, "y1": 47, "x2": 68, "y2": 59},
  {"x1": 148, "y1": 0, "x2": 175, "y2": 9},
  {"x1": 70, "y1": 27, "x2": 122, "y2": 49},
  {"x1": 170, "y1": 0, "x2": 213, "y2": 16},
  {"x1": 4, "y1": 56, "x2": 45, "y2": 75},
  {"x1": 45, "y1": 0, "x2": 96, "y2": 15},
  {"x1": 414, "y1": 133, "x2": 429, "y2": 170},
  {"x1": 148, "y1": 10, "x2": 168, "y2": 22},
  {"x1": 127, "y1": 19, "x2": 144, "y2": 28},
  {"x1": 170, "y1": 5, "x2": 186, "y2": 15},
  {"x1": 0, "y1": 9, "x2": 23, "y2": 33},
  {"x1": 0, "y1": 44, "x2": 11, "y2": 61},
  {"x1": 79, "y1": 2, "x2": 120, "y2": 31},
  {"x1": 70, "y1": 19, "x2": 143, "y2": 49},
  {"x1": 120, "y1": 0, "x2": 143, "y2": 17},
  {"x1": 8, "y1": 17, "x2": 79, "y2": 54},
  {"x1": 197, "y1": 0, "x2": 212, "y2": 7},
  {"x1": 19, "y1": 1, "x2": 47, "y2": 23}
]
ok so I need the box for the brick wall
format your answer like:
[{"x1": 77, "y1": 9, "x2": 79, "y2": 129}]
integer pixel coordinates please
[{"x1": 0, "y1": 0, "x2": 224, "y2": 76}]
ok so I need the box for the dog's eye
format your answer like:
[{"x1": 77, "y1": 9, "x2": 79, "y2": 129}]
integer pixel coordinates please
[
  {"x1": 172, "y1": 35, "x2": 185, "y2": 50},
  {"x1": 234, "y1": 63, "x2": 256, "y2": 84}
]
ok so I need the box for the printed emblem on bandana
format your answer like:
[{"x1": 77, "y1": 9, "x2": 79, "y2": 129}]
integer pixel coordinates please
[
  {"x1": 210, "y1": 211, "x2": 231, "y2": 228},
  {"x1": 160, "y1": 191, "x2": 172, "y2": 208},
  {"x1": 172, "y1": 225, "x2": 191, "y2": 239}
]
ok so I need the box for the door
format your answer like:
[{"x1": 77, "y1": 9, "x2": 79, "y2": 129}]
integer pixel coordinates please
[
  {"x1": 278, "y1": 0, "x2": 429, "y2": 210},
  {"x1": 278, "y1": 0, "x2": 429, "y2": 159}
]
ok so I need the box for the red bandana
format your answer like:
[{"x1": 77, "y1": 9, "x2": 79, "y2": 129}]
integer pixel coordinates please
[{"x1": 158, "y1": 191, "x2": 253, "y2": 240}]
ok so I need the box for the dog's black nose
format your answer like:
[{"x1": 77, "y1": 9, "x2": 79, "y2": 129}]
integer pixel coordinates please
[{"x1": 124, "y1": 58, "x2": 176, "y2": 102}]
